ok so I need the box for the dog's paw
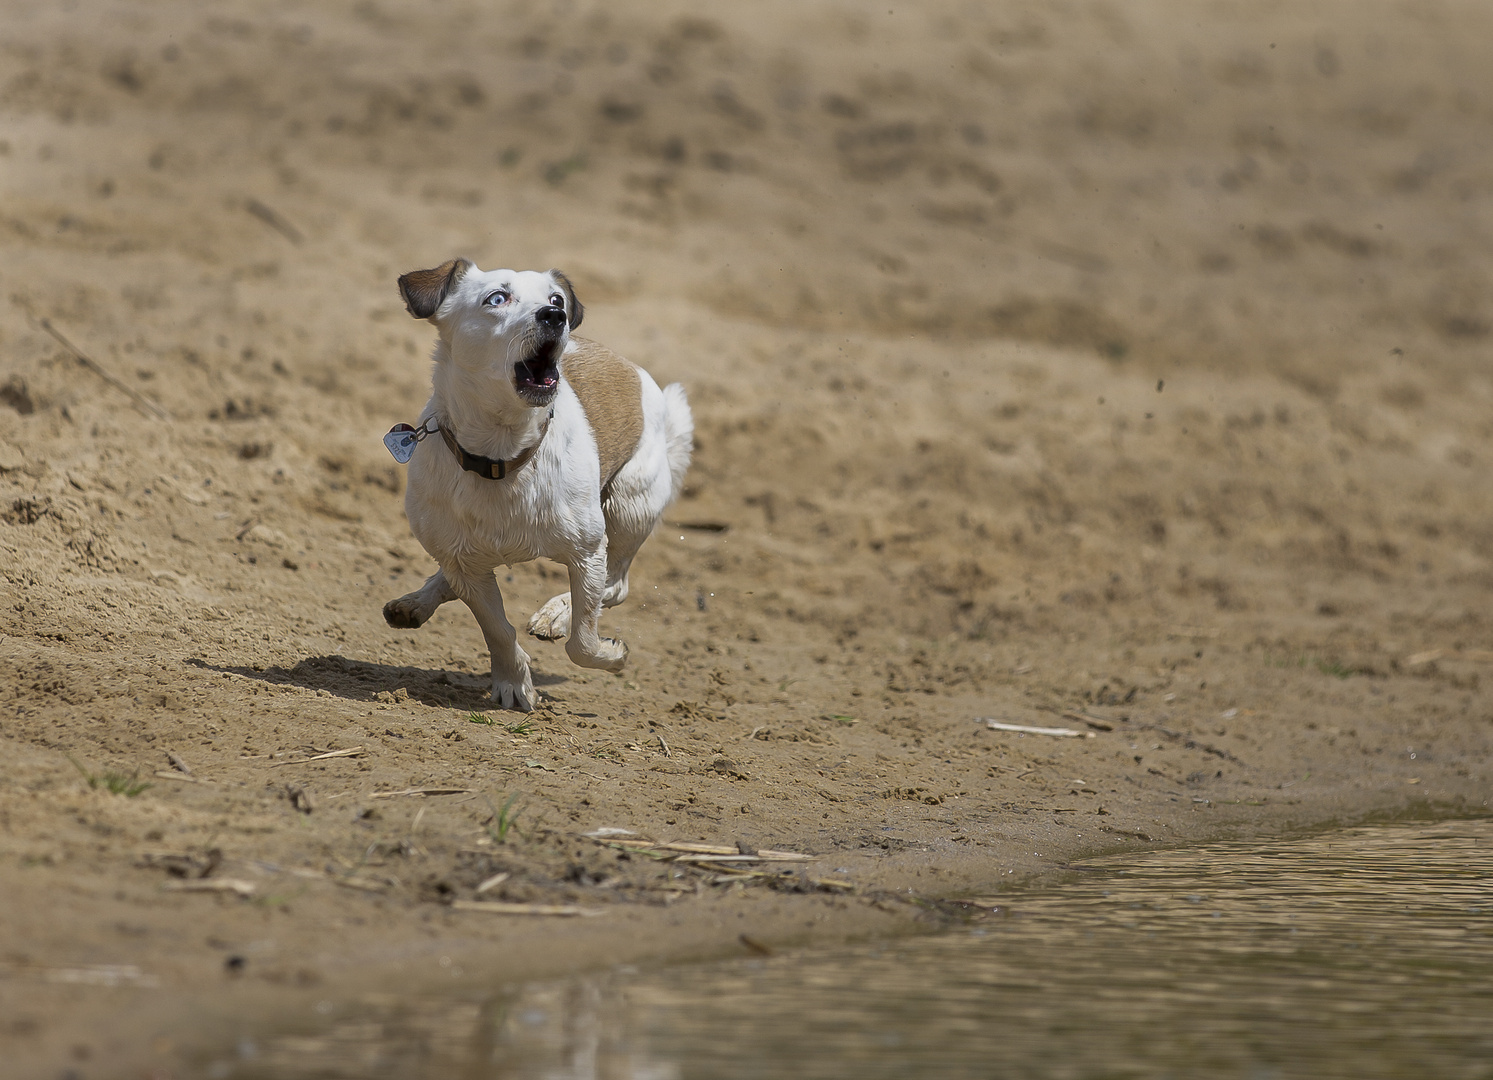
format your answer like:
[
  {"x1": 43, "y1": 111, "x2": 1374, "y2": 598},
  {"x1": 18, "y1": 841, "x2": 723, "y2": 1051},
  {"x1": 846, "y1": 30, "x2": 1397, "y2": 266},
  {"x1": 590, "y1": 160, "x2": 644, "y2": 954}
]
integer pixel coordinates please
[
  {"x1": 384, "y1": 593, "x2": 431, "y2": 629},
  {"x1": 565, "y1": 635, "x2": 628, "y2": 673},
  {"x1": 526, "y1": 593, "x2": 572, "y2": 640},
  {"x1": 492, "y1": 673, "x2": 536, "y2": 713},
  {"x1": 599, "y1": 637, "x2": 629, "y2": 673}
]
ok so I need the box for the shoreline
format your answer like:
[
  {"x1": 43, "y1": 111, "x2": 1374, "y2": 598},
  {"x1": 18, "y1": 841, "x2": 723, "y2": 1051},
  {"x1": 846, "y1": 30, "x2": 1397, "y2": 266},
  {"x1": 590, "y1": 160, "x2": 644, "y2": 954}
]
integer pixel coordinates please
[{"x1": 3, "y1": 748, "x2": 1486, "y2": 1079}]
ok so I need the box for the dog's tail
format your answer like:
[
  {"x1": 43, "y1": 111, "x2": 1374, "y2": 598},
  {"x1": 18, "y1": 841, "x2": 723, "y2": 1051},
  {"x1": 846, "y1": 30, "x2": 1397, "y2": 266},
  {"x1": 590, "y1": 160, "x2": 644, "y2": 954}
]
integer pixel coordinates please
[{"x1": 661, "y1": 382, "x2": 693, "y2": 503}]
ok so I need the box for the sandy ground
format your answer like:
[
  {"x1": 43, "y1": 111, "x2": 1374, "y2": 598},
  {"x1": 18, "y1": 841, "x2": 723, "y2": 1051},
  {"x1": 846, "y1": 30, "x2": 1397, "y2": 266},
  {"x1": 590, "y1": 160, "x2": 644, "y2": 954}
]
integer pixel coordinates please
[{"x1": 2, "y1": 0, "x2": 1492, "y2": 1074}]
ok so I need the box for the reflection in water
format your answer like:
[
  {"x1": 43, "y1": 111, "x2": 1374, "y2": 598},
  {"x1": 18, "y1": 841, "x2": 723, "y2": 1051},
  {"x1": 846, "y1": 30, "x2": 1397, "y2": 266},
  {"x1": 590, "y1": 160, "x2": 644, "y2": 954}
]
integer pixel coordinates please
[{"x1": 218, "y1": 820, "x2": 1493, "y2": 1080}]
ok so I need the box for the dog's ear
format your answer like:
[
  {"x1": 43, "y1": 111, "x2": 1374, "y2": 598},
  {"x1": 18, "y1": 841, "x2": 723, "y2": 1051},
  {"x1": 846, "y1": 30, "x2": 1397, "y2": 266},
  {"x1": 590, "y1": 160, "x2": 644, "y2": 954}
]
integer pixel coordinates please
[
  {"x1": 398, "y1": 258, "x2": 473, "y2": 320},
  {"x1": 549, "y1": 269, "x2": 584, "y2": 330}
]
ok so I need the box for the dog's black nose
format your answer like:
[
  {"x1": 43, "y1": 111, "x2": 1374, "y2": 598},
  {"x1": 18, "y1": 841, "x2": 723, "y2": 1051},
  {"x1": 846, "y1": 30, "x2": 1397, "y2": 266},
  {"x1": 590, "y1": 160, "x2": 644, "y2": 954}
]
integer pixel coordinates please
[{"x1": 535, "y1": 305, "x2": 566, "y2": 330}]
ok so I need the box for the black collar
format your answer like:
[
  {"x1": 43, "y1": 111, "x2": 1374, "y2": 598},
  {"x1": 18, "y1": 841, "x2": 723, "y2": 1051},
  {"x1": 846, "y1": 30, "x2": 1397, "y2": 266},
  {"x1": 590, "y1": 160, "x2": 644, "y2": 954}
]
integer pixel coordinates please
[{"x1": 437, "y1": 410, "x2": 552, "y2": 480}]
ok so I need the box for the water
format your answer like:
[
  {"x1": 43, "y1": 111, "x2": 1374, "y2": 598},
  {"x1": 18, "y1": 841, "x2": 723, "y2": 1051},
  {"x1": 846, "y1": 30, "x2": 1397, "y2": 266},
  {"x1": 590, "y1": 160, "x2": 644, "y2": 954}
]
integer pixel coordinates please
[{"x1": 212, "y1": 819, "x2": 1493, "y2": 1080}]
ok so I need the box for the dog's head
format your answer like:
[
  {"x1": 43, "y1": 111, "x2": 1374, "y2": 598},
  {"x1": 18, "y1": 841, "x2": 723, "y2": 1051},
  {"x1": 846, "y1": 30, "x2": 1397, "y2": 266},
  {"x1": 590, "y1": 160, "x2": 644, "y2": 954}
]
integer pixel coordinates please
[{"x1": 397, "y1": 259, "x2": 584, "y2": 409}]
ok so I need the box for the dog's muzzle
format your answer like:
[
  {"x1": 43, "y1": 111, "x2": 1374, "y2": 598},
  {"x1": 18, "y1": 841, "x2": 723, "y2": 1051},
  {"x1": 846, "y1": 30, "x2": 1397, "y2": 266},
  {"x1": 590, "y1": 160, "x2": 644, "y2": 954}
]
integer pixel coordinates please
[{"x1": 513, "y1": 307, "x2": 566, "y2": 405}]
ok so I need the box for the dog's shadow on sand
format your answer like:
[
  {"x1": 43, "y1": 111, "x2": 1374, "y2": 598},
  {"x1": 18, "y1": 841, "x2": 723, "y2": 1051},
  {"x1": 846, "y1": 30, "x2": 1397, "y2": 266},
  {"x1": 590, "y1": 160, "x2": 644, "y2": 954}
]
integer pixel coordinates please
[{"x1": 187, "y1": 654, "x2": 569, "y2": 711}]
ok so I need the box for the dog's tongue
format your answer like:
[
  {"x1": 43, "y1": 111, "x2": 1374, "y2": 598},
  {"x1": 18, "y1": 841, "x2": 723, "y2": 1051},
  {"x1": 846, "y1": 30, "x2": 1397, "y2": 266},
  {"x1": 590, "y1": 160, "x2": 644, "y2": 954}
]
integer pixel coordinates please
[
  {"x1": 524, "y1": 362, "x2": 556, "y2": 387},
  {"x1": 517, "y1": 357, "x2": 558, "y2": 388}
]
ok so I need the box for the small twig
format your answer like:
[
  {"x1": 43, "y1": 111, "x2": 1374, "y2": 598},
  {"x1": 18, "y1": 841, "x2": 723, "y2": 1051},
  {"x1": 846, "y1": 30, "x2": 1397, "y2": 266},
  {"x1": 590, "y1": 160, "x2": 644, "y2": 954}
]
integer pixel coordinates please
[
  {"x1": 1062, "y1": 711, "x2": 1114, "y2": 732},
  {"x1": 245, "y1": 198, "x2": 303, "y2": 244},
  {"x1": 35, "y1": 317, "x2": 171, "y2": 421},
  {"x1": 267, "y1": 746, "x2": 364, "y2": 767},
  {"x1": 739, "y1": 934, "x2": 773, "y2": 955}
]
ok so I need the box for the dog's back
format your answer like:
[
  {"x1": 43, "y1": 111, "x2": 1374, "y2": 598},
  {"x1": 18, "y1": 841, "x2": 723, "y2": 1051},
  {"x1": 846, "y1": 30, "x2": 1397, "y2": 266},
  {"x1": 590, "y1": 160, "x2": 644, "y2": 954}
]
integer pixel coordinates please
[
  {"x1": 562, "y1": 338, "x2": 692, "y2": 501},
  {"x1": 562, "y1": 340, "x2": 644, "y2": 492}
]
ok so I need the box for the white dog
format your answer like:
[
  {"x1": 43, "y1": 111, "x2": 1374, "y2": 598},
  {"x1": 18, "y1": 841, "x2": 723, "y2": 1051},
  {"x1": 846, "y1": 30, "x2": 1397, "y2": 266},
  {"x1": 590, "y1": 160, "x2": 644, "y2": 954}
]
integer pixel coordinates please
[{"x1": 382, "y1": 259, "x2": 692, "y2": 711}]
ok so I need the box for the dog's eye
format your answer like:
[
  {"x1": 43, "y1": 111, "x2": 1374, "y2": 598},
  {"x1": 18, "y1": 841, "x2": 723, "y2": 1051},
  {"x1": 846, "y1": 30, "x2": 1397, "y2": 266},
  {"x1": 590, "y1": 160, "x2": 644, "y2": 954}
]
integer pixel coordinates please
[
  {"x1": 549, "y1": 293, "x2": 565, "y2": 308},
  {"x1": 483, "y1": 290, "x2": 510, "y2": 307}
]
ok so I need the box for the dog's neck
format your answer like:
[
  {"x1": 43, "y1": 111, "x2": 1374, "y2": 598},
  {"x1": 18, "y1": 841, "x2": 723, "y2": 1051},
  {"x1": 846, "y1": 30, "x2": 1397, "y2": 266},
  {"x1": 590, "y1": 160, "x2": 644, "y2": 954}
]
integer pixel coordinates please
[{"x1": 430, "y1": 354, "x2": 549, "y2": 461}]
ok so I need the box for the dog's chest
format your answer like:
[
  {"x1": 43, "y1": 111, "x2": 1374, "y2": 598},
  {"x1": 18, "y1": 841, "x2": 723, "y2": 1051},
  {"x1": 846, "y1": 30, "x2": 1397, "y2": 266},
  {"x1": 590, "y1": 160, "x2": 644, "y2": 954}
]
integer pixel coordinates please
[{"x1": 561, "y1": 340, "x2": 644, "y2": 490}]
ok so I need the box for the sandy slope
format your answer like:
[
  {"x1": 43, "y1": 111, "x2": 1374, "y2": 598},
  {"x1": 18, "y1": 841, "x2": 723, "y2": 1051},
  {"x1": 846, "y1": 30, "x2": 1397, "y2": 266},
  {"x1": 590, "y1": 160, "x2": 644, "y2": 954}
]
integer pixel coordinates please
[{"x1": 1, "y1": 0, "x2": 1491, "y2": 1073}]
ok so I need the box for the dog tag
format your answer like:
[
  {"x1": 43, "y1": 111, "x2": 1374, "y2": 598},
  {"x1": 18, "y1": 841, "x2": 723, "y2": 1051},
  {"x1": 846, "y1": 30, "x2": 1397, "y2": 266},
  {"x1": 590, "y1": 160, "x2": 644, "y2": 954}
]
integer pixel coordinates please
[{"x1": 384, "y1": 423, "x2": 421, "y2": 464}]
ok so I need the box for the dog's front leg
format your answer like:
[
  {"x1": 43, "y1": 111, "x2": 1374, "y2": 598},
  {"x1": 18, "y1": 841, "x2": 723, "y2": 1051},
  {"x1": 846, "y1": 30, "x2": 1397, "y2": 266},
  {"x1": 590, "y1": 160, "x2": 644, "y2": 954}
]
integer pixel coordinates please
[
  {"x1": 383, "y1": 568, "x2": 457, "y2": 629},
  {"x1": 447, "y1": 571, "x2": 535, "y2": 712},
  {"x1": 563, "y1": 548, "x2": 628, "y2": 673}
]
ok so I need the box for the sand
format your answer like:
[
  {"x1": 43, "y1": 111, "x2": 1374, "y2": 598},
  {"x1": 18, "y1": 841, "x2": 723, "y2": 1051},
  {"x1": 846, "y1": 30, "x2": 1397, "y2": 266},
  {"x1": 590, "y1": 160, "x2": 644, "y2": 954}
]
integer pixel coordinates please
[{"x1": 1, "y1": 0, "x2": 1491, "y2": 1074}]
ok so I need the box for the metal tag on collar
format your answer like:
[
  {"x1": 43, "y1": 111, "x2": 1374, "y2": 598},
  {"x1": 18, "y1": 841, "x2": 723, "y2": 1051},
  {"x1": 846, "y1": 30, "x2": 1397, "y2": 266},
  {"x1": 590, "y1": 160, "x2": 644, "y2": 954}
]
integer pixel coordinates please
[{"x1": 383, "y1": 418, "x2": 436, "y2": 464}]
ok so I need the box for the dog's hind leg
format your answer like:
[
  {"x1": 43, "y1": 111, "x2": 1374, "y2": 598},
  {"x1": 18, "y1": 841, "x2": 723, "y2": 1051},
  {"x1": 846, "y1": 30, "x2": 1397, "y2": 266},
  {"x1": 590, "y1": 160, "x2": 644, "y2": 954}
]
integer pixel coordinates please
[
  {"x1": 526, "y1": 561, "x2": 630, "y2": 641},
  {"x1": 447, "y1": 571, "x2": 535, "y2": 712},
  {"x1": 562, "y1": 547, "x2": 628, "y2": 673},
  {"x1": 383, "y1": 569, "x2": 456, "y2": 629},
  {"x1": 597, "y1": 503, "x2": 658, "y2": 609},
  {"x1": 526, "y1": 507, "x2": 649, "y2": 640}
]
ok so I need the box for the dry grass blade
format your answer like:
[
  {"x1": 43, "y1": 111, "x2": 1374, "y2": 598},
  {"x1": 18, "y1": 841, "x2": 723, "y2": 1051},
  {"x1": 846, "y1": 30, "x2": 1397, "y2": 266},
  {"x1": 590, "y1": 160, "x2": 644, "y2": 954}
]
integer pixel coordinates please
[
  {"x1": 475, "y1": 872, "x2": 510, "y2": 894},
  {"x1": 678, "y1": 852, "x2": 814, "y2": 864},
  {"x1": 162, "y1": 878, "x2": 256, "y2": 897},
  {"x1": 332, "y1": 875, "x2": 390, "y2": 892},
  {"x1": 984, "y1": 720, "x2": 1088, "y2": 738},
  {"x1": 1407, "y1": 648, "x2": 1493, "y2": 666},
  {"x1": 35, "y1": 965, "x2": 160, "y2": 989},
  {"x1": 267, "y1": 746, "x2": 365, "y2": 767},
  {"x1": 369, "y1": 787, "x2": 474, "y2": 799},
  {"x1": 449, "y1": 900, "x2": 602, "y2": 917},
  {"x1": 653, "y1": 841, "x2": 740, "y2": 855},
  {"x1": 588, "y1": 835, "x2": 815, "y2": 863},
  {"x1": 151, "y1": 770, "x2": 203, "y2": 784}
]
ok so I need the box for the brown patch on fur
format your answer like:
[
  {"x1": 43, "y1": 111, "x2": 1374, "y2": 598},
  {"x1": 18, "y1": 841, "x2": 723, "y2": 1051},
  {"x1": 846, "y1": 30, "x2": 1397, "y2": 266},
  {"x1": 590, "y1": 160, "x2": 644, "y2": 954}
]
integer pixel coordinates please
[
  {"x1": 398, "y1": 258, "x2": 472, "y2": 320},
  {"x1": 549, "y1": 269, "x2": 585, "y2": 329},
  {"x1": 563, "y1": 339, "x2": 644, "y2": 493}
]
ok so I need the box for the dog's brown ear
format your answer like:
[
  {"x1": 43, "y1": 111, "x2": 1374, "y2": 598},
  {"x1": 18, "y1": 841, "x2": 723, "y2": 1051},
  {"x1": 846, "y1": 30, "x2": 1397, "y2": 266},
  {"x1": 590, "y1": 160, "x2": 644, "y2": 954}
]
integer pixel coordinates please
[
  {"x1": 549, "y1": 269, "x2": 584, "y2": 330},
  {"x1": 398, "y1": 258, "x2": 473, "y2": 320}
]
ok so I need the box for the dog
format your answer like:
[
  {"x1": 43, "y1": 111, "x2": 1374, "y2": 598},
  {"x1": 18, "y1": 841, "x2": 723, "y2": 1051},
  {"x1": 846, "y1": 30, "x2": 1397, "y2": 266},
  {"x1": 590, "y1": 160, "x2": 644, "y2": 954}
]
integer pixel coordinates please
[{"x1": 381, "y1": 259, "x2": 692, "y2": 711}]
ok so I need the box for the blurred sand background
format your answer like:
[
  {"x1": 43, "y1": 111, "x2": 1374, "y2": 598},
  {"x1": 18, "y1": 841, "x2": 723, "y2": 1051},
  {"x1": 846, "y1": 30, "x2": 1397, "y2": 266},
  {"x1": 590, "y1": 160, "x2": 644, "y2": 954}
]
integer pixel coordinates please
[{"x1": 2, "y1": 0, "x2": 1491, "y2": 1073}]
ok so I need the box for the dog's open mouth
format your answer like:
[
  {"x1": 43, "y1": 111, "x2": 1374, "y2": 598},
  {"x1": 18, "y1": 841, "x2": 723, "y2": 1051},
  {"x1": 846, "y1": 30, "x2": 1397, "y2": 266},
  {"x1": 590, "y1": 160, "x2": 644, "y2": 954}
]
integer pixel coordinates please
[{"x1": 513, "y1": 340, "x2": 562, "y2": 404}]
